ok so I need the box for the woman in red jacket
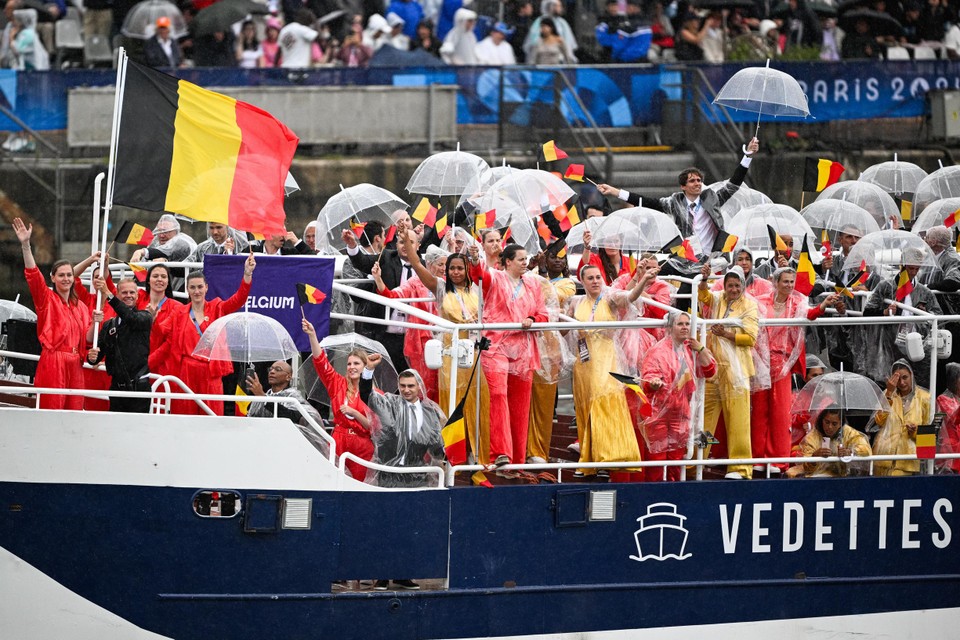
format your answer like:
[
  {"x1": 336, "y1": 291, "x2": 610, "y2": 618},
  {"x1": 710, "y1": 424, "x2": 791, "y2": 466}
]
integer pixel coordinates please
[
  {"x1": 151, "y1": 256, "x2": 255, "y2": 415},
  {"x1": 13, "y1": 218, "x2": 91, "y2": 410},
  {"x1": 303, "y1": 319, "x2": 375, "y2": 482}
]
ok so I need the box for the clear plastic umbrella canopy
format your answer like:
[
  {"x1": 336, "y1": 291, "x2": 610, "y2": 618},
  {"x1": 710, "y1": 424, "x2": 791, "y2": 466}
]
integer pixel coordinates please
[
  {"x1": 726, "y1": 203, "x2": 814, "y2": 255},
  {"x1": 707, "y1": 181, "x2": 772, "y2": 224},
  {"x1": 591, "y1": 207, "x2": 682, "y2": 252},
  {"x1": 457, "y1": 165, "x2": 521, "y2": 213},
  {"x1": 800, "y1": 200, "x2": 881, "y2": 244},
  {"x1": 858, "y1": 158, "x2": 927, "y2": 197},
  {"x1": 0, "y1": 299, "x2": 37, "y2": 323},
  {"x1": 911, "y1": 197, "x2": 960, "y2": 234},
  {"x1": 298, "y1": 333, "x2": 399, "y2": 406},
  {"x1": 315, "y1": 183, "x2": 407, "y2": 253},
  {"x1": 522, "y1": 169, "x2": 577, "y2": 209},
  {"x1": 713, "y1": 61, "x2": 810, "y2": 137},
  {"x1": 791, "y1": 371, "x2": 890, "y2": 415},
  {"x1": 193, "y1": 312, "x2": 299, "y2": 364},
  {"x1": 405, "y1": 149, "x2": 490, "y2": 197},
  {"x1": 815, "y1": 181, "x2": 898, "y2": 228},
  {"x1": 914, "y1": 166, "x2": 960, "y2": 217},
  {"x1": 842, "y1": 229, "x2": 938, "y2": 271},
  {"x1": 564, "y1": 217, "x2": 605, "y2": 252},
  {"x1": 476, "y1": 170, "x2": 574, "y2": 221},
  {"x1": 121, "y1": 0, "x2": 187, "y2": 39}
]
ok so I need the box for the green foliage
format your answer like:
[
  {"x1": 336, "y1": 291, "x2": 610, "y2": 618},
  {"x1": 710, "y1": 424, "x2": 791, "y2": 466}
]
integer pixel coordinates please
[{"x1": 779, "y1": 45, "x2": 823, "y2": 61}]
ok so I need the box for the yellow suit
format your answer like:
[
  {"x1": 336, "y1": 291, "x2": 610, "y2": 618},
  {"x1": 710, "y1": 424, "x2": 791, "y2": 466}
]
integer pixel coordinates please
[
  {"x1": 528, "y1": 277, "x2": 576, "y2": 461},
  {"x1": 572, "y1": 295, "x2": 641, "y2": 475},
  {"x1": 698, "y1": 287, "x2": 759, "y2": 478},
  {"x1": 872, "y1": 387, "x2": 931, "y2": 476},
  {"x1": 797, "y1": 426, "x2": 872, "y2": 477},
  {"x1": 440, "y1": 286, "x2": 491, "y2": 464}
]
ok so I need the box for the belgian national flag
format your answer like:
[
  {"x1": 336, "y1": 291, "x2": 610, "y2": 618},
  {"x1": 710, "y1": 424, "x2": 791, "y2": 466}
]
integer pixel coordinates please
[
  {"x1": 296, "y1": 282, "x2": 327, "y2": 305},
  {"x1": 609, "y1": 372, "x2": 652, "y2": 418},
  {"x1": 114, "y1": 221, "x2": 154, "y2": 246},
  {"x1": 541, "y1": 140, "x2": 568, "y2": 162},
  {"x1": 895, "y1": 267, "x2": 914, "y2": 302},
  {"x1": 112, "y1": 59, "x2": 299, "y2": 237},
  {"x1": 916, "y1": 424, "x2": 937, "y2": 459},
  {"x1": 802, "y1": 158, "x2": 845, "y2": 192},
  {"x1": 794, "y1": 235, "x2": 817, "y2": 296},
  {"x1": 235, "y1": 385, "x2": 250, "y2": 416},
  {"x1": 712, "y1": 229, "x2": 739, "y2": 253},
  {"x1": 441, "y1": 399, "x2": 468, "y2": 466},
  {"x1": 663, "y1": 235, "x2": 698, "y2": 261}
]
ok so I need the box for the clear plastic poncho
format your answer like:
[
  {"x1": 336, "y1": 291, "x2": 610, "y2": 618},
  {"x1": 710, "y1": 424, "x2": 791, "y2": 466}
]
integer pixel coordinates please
[
  {"x1": 754, "y1": 288, "x2": 810, "y2": 382},
  {"x1": 534, "y1": 274, "x2": 574, "y2": 384},
  {"x1": 477, "y1": 267, "x2": 547, "y2": 380},
  {"x1": 368, "y1": 369, "x2": 447, "y2": 488}
]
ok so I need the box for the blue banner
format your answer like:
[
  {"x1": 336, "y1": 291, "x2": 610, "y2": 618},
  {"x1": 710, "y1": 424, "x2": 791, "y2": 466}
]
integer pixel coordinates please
[
  {"x1": 203, "y1": 254, "x2": 334, "y2": 353},
  {"x1": 8, "y1": 61, "x2": 960, "y2": 132}
]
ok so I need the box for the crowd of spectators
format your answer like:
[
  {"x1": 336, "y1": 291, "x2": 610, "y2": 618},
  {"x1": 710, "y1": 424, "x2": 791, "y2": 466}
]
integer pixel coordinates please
[{"x1": 2, "y1": 0, "x2": 958, "y2": 70}]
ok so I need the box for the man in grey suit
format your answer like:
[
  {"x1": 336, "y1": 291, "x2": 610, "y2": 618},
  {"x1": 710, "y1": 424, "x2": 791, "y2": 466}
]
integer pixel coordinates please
[{"x1": 597, "y1": 137, "x2": 760, "y2": 255}]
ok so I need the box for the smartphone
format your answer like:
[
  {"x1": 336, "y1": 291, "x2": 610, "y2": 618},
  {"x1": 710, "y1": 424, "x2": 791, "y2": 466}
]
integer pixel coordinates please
[{"x1": 244, "y1": 367, "x2": 256, "y2": 392}]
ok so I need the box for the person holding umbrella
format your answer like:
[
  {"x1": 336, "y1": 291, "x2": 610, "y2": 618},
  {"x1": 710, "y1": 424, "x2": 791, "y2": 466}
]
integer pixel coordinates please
[
  {"x1": 150, "y1": 253, "x2": 256, "y2": 416},
  {"x1": 790, "y1": 405, "x2": 872, "y2": 477},
  {"x1": 596, "y1": 137, "x2": 760, "y2": 260}
]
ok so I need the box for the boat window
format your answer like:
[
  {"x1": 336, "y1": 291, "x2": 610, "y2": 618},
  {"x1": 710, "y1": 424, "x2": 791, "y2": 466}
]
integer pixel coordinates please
[{"x1": 192, "y1": 490, "x2": 241, "y2": 518}]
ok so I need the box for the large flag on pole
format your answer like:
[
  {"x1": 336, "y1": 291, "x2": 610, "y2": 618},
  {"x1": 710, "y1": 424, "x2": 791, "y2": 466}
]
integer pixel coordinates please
[{"x1": 110, "y1": 58, "x2": 299, "y2": 236}]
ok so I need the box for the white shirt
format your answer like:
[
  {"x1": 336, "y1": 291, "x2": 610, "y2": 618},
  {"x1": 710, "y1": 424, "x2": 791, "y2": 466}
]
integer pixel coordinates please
[
  {"x1": 688, "y1": 198, "x2": 717, "y2": 254},
  {"x1": 158, "y1": 37, "x2": 175, "y2": 65},
  {"x1": 475, "y1": 37, "x2": 516, "y2": 65},
  {"x1": 279, "y1": 22, "x2": 318, "y2": 68}
]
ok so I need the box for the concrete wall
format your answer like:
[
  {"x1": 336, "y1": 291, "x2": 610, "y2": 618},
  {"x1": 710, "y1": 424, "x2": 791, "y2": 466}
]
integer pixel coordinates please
[{"x1": 67, "y1": 85, "x2": 459, "y2": 148}]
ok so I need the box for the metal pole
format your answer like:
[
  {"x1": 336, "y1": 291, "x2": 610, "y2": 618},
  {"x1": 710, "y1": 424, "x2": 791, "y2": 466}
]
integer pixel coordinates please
[
  {"x1": 428, "y1": 82, "x2": 435, "y2": 155},
  {"x1": 91, "y1": 172, "x2": 104, "y2": 258}
]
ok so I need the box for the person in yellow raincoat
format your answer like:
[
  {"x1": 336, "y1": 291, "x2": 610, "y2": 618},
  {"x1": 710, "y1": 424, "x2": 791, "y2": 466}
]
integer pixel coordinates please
[
  {"x1": 872, "y1": 359, "x2": 931, "y2": 476},
  {"x1": 568, "y1": 264, "x2": 648, "y2": 479},
  {"x1": 527, "y1": 240, "x2": 576, "y2": 465},
  {"x1": 792, "y1": 406, "x2": 872, "y2": 478},
  {"x1": 697, "y1": 263, "x2": 759, "y2": 479},
  {"x1": 401, "y1": 231, "x2": 492, "y2": 465}
]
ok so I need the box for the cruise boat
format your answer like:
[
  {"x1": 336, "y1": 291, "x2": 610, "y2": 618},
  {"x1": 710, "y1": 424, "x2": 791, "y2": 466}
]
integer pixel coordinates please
[{"x1": 1, "y1": 382, "x2": 958, "y2": 640}]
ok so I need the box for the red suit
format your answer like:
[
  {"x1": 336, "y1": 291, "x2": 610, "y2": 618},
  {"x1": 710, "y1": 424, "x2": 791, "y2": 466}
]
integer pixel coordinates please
[
  {"x1": 73, "y1": 279, "x2": 114, "y2": 411},
  {"x1": 25, "y1": 267, "x2": 90, "y2": 410},
  {"x1": 312, "y1": 350, "x2": 374, "y2": 481},
  {"x1": 641, "y1": 337, "x2": 716, "y2": 481},
  {"x1": 470, "y1": 262, "x2": 548, "y2": 463},
  {"x1": 937, "y1": 391, "x2": 960, "y2": 473},
  {"x1": 152, "y1": 281, "x2": 250, "y2": 415},
  {"x1": 751, "y1": 291, "x2": 823, "y2": 468},
  {"x1": 379, "y1": 278, "x2": 439, "y2": 402}
]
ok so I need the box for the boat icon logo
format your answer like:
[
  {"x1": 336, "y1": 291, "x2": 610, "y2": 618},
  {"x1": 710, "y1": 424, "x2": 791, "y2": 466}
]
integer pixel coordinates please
[{"x1": 629, "y1": 502, "x2": 693, "y2": 562}]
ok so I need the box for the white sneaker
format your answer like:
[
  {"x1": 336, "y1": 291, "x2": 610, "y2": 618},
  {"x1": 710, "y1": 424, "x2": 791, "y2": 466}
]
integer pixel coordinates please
[
  {"x1": 567, "y1": 441, "x2": 580, "y2": 454},
  {"x1": 769, "y1": 467, "x2": 782, "y2": 475},
  {"x1": 752, "y1": 465, "x2": 765, "y2": 473},
  {"x1": 724, "y1": 472, "x2": 744, "y2": 480},
  {"x1": 526, "y1": 456, "x2": 546, "y2": 464}
]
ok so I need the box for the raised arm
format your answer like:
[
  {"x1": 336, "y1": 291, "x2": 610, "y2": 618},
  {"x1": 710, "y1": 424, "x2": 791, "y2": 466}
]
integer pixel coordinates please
[
  {"x1": 403, "y1": 229, "x2": 438, "y2": 291},
  {"x1": 221, "y1": 253, "x2": 256, "y2": 314},
  {"x1": 13, "y1": 218, "x2": 36, "y2": 270}
]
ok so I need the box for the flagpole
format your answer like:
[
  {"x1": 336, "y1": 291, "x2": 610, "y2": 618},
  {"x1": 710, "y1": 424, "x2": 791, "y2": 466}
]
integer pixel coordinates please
[{"x1": 94, "y1": 47, "x2": 129, "y2": 350}]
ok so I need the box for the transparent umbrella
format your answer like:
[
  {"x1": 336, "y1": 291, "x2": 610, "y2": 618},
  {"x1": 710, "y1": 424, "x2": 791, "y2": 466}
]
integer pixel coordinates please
[
  {"x1": 193, "y1": 312, "x2": 299, "y2": 364},
  {"x1": 315, "y1": 183, "x2": 407, "y2": 253},
  {"x1": 726, "y1": 203, "x2": 814, "y2": 256},
  {"x1": 405, "y1": 147, "x2": 490, "y2": 197},
  {"x1": 121, "y1": 0, "x2": 187, "y2": 39},
  {"x1": 791, "y1": 371, "x2": 890, "y2": 415},
  {"x1": 707, "y1": 180, "x2": 772, "y2": 224},
  {"x1": 457, "y1": 164, "x2": 521, "y2": 213},
  {"x1": 858, "y1": 156, "x2": 927, "y2": 197},
  {"x1": 914, "y1": 166, "x2": 960, "y2": 217},
  {"x1": 815, "y1": 181, "x2": 898, "y2": 229},
  {"x1": 842, "y1": 229, "x2": 938, "y2": 271},
  {"x1": 713, "y1": 59, "x2": 810, "y2": 138},
  {"x1": 522, "y1": 169, "x2": 577, "y2": 210},
  {"x1": 911, "y1": 197, "x2": 960, "y2": 234},
  {"x1": 298, "y1": 333, "x2": 399, "y2": 406},
  {"x1": 591, "y1": 207, "x2": 682, "y2": 252},
  {"x1": 800, "y1": 200, "x2": 881, "y2": 245},
  {"x1": 564, "y1": 217, "x2": 605, "y2": 252},
  {"x1": 192, "y1": 0, "x2": 268, "y2": 36},
  {"x1": 0, "y1": 299, "x2": 36, "y2": 323}
]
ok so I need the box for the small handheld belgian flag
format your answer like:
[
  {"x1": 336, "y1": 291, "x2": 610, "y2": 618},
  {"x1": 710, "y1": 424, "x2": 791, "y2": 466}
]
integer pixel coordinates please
[
  {"x1": 916, "y1": 423, "x2": 937, "y2": 459},
  {"x1": 564, "y1": 163, "x2": 585, "y2": 182},
  {"x1": 114, "y1": 221, "x2": 154, "y2": 247},
  {"x1": 296, "y1": 282, "x2": 326, "y2": 306},
  {"x1": 895, "y1": 267, "x2": 914, "y2": 302},
  {"x1": 712, "y1": 229, "x2": 739, "y2": 253},
  {"x1": 609, "y1": 372, "x2": 652, "y2": 418},
  {"x1": 794, "y1": 235, "x2": 817, "y2": 296},
  {"x1": 541, "y1": 140, "x2": 568, "y2": 162},
  {"x1": 802, "y1": 157, "x2": 845, "y2": 192}
]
